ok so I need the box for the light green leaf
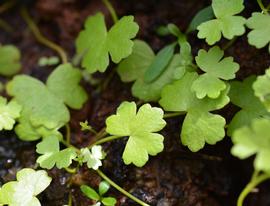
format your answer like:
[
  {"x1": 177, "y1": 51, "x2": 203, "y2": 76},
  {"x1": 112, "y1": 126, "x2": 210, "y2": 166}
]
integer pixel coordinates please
[
  {"x1": 0, "y1": 168, "x2": 51, "y2": 206},
  {"x1": 46, "y1": 63, "x2": 88, "y2": 109},
  {"x1": 246, "y1": 13, "x2": 270, "y2": 51},
  {"x1": 0, "y1": 45, "x2": 21, "y2": 76},
  {"x1": 181, "y1": 110, "x2": 226, "y2": 152},
  {"x1": 80, "y1": 185, "x2": 100, "y2": 201},
  {"x1": 38, "y1": 56, "x2": 59, "y2": 67},
  {"x1": 231, "y1": 118, "x2": 270, "y2": 172},
  {"x1": 79, "y1": 146, "x2": 104, "y2": 170},
  {"x1": 76, "y1": 13, "x2": 139, "y2": 73},
  {"x1": 117, "y1": 40, "x2": 155, "y2": 82},
  {"x1": 228, "y1": 76, "x2": 270, "y2": 136},
  {"x1": 192, "y1": 46, "x2": 239, "y2": 98},
  {"x1": 197, "y1": 0, "x2": 245, "y2": 45},
  {"x1": 36, "y1": 136, "x2": 77, "y2": 169},
  {"x1": 101, "y1": 197, "x2": 117, "y2": 206},
  {"x1": 253, "y1": 68, "x2": 270, "y2": 111},
  {"x1": 99, "y1": 181, "x2": 110, "y2": 196},
  {"x1": 0, "y1": 96, "x2": 21, "y2": 131},
  {"x1": 159, "y1": 72, "x2": 230, "y2": 112},
  {"x1": 106, "y1": 102, "x2": 166, "y2": 167}
]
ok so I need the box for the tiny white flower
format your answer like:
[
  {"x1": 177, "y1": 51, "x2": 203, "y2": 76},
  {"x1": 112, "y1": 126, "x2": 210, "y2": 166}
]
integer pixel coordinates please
[{"x1": 80, "y1": 146, "x2": 105, "y2": 170}]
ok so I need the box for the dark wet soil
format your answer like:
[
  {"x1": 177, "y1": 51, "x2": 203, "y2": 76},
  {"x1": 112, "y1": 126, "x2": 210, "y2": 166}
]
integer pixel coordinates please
[{"x1": 1, "y1": 0, "x2": 270, "y2": 206}]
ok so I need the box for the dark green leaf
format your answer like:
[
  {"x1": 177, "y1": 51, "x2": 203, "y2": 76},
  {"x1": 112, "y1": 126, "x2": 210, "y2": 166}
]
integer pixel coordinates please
[
  {"x1": 187, "y1": 6, "x2": 214, "y2": 33},
  {"x1": 80, "y1": 185, "x2": 100, "y2": 201},
  {"x1": 144, "y1": 43, "x2": 176, "y2": 83}
]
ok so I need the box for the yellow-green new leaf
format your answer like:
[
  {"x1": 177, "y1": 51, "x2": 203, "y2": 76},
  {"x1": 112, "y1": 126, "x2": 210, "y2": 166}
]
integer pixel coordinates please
[
  {"x1": 36, "y1": 136, "x2": 77, "y2": 169},
  {"x1": 106, "y1": 102, "x2": 166, "y2": 167},
  {"x1": 0, "y1": 96, "x2": 21, "y2": 131}
]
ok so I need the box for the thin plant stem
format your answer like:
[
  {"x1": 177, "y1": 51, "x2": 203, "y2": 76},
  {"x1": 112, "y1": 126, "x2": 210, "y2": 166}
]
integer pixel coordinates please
[
  {"x1": 61, "y1": 139, "x2": 80, "y2": 153},
  {"x1": 20, "y1": 7, "x2": 68, "y2": 63},
  {"x1": 102, "y1": 0, "x2": 118, "y2": 23},
  {"x1": 88, "y1": 135, "x2": 122, "y2": 148},
  {"x1": 66, "y1": 124, "x2": 71, "y2": 145},
  {"x1": 223, "y1": 37, "x2": 238, "y2": 50},
  {"x1": 0, "y1": 0, "x2": 16, "y2": 14},
  {"x1": 163, "y1": 112, "x2": 185, "y2": 118},
  {"x1": 68, "y1": 192, "x2": 73, "y2": 206},
  {"x1": 94, "y1": 127, "x2": 107, "y2": 140},
  {"x1": 237, "y1": 171, "x2": 270, "y2": 206},
  {"x1": 267, "y1": 2, "x2": 270, "y2": 11},
  {"x1": 257, "y1": 0, "x2": 267, "y2": 13},
  {"x1": 0, "y1": 18, "x2": 13, "y2": 32},
  {"x1": 97, "y1": 169, "x2": 150, "y2": 206},
  {"x1": 65, "y1": 167, "x2": 77, "y2": 174}
]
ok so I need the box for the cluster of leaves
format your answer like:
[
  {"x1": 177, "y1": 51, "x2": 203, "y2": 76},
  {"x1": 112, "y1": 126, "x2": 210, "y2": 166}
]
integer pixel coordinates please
[{"x1": 80, "y1": 181, "x2": 116, "y2": 206}]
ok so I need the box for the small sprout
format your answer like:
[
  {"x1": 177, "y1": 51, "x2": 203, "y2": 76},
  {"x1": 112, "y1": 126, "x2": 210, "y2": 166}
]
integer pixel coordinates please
[
  {"x1": 0, "y1": 168, "x2": 52, "y2": 206},
  {"x1": 38, "y1": 56, "x2": 60, "y2": 67},
  {"x1": 80, "y1": 181, "x2": 117, "y2": 206},
  {"x1": 0, "y1": 44, "x2": 21, "y2": 76},
  {"x1": 106, "y1": 101, "x2": 166, "y2": 167},
  {"x1": 0, "y1": 96, "x2": 22, "y2": 131},
  {"x1": 79, "y1": 146, "x2": 105, "y2": 170},
  {"x1": 36, "y1": 136, "x2": 77, "y2": 169},
  {"x1": 80, "y1": 120, "x2": 97, "y2": 134},
  {"x1": 76, "y1": 12, "x2": 139, "y2": 73}
]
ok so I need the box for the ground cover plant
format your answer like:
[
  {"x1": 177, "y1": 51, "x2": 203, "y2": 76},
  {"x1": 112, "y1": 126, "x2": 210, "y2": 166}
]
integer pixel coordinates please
[{"x1": 0, "y1": 0, "x2": 270, "y2": 205}]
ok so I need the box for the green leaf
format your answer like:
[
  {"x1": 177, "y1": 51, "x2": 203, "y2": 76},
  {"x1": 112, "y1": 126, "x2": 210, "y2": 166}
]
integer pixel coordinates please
[
  {"x1": 187, "y1": 6, "x2": 214, "y2": 33},
  {"x1": 197, "y1": 0, "x2": 246, "y2": 45},
  {"x1": 101, "y1": 197, "x2": 117, "y2": 206},
  {"x1": 47, "y1": 63, "x2": 88, "y2": 109},
  {"x1": 228, "y1": 76, "x2": 270, "y2": 136},
  {"x1": 159, "y1": 72, "x2": 229, "y2": 151},
  {"x1": 36, "y1": 136, "x2": 77, "y2": 169},
  {"x1": 76, "y1": 13, "x2": 139, "y2": 73},
  {"x1": 117, "y1": 40, "x2": 194, "y2": 102},
  {"x1": 231, "y1": 118, "x2": 270, "y2": 172},
  {"x1": 106, "y1": 102, "x2": 166, "y2": 167},
  {"x1": 253, "y1": 68, "x2": 270, "y2": 111},
  {"x1": 117, "y1": 40, "x2": 155, "y2": 82},
  {"x1": 246, "y1": 13, "x2": 270, "y2": 52},
  {"x1": 0, "y1": 96, "x2": 21, "y2": 131},
  {"x1": 99, "y1": 181, "x2": 110, "y2": 196},
  {"x1": 6, "y1": 63, "x2": 87, "y2": 141},
  {"x1": 0, "y1": 168, "x2": 51, "y2": 206},
  {"x1": 79, "y1": 146, "x2": 105, "y2": 170},
  {"x1": 0, "y1": 45, "x2": 21, "y2": 76},
  {"x1": 80, "y1": 185, "x2": 100, "y2": 201},
  {"x1": 144, "y1": 43, "x2": 175, "y2": 83},
  {"x1": 181, "y1": 110, "x2": 226, "y2": 152},
  {"x1": 159, "y1": 72, "x2": 230, "y2": 112},
  {"x1": 192, "y1": 46, "x2": 239, "y2": 99}
]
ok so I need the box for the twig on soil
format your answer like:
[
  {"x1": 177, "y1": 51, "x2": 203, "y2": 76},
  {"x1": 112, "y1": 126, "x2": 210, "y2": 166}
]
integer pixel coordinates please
[
  {"x1": 20, "y1": 7, "x2": 68, "y2": 64},
  {"x1": 97, "y1": 169, "x2": 151, "y2": 206},
  {"x1": 0, "y1": 0, "x2": 16, "y2": 14},
  {"x1": 0, "y1": 18, "x2": 13, "y2": 33}
]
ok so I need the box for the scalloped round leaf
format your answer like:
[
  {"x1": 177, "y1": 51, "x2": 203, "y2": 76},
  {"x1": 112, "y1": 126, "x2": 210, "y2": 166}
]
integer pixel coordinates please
[
  {"x1": 0, "y1": 45, "x2": 21, "y2": 76},
  {"x1": 181, "y1": 110, "x2": 226, "y2": 152}
]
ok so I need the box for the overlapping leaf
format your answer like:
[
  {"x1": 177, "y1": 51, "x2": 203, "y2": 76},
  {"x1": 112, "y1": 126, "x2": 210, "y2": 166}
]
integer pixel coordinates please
[
  {"x1": 117, "y1": 40, "x2": 194, "y2": 101},
  {"x1": 228, "y1": 76, "x2": 270, "y2": 136},
  {"x1": 76, "y1": 13, "x2": 139, "y2": 73},
  {"x1": 159, "y1": 72, "x2": 229, "y2": 151},
  {"x1": 106, "y1": 102, "x2": 166, "y2": 167},
  {"x1": 7, "y1": 63, "x2": 87, "y2": 141},
  {"x1": 231, "y1": 118, "x2": 270, "y2": 172},
  {"x1": 197, "y1": 0, "x2": 246, "y2": 45}
]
